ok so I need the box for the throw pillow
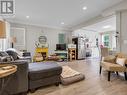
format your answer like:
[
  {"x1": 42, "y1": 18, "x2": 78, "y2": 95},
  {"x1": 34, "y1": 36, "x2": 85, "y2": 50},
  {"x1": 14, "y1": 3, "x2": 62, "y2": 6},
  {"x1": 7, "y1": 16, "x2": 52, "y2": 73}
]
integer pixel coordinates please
[
  {"x1": 6, "y1": 50, "x2": 18, "y2": 60},
  {"x1": 0, "y1": 52, "x2": 13, "y2": 62},
  {"x1": 0, "y1": 52, "x2": 9, "y2": 57},
  {"x1": 116, "y1": 58, "x2": 126, "y2": 66}
]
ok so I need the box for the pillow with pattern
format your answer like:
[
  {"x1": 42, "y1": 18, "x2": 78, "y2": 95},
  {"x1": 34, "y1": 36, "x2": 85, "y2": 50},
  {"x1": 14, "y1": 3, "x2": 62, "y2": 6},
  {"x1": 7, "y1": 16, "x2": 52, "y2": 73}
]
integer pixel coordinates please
[{"x1": 0, "y1": 52, "x2": 13, "y2": 62}]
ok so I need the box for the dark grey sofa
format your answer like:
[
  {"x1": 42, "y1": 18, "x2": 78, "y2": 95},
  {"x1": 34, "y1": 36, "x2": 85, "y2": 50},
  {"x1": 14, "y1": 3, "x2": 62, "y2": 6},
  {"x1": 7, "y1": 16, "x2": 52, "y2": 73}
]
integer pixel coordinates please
[
  {"x1": 0, "y1": 61, "x2": 62, "y2": 95},
  {"x1": 0, "y1": 50, "x2": 62, "y2": 95},
  {"x1": 0, "y1": 61, "x2": 28, "y2": 95},
  {"x1": 0, "y1": 50, "x2": 62, "y2": 94}
]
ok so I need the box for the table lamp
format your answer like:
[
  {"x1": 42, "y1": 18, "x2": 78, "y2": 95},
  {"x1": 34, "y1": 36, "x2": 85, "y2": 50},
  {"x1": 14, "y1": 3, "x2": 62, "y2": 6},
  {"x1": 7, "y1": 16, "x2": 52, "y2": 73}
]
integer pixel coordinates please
[{"x1": 0, "y1": 21, "x2": 6, "y2": 38}]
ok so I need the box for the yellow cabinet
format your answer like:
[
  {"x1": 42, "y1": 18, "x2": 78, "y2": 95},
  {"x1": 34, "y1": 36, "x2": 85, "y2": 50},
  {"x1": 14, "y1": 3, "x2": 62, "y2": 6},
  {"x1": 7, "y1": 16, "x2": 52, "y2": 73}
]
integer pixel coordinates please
[{"x1": 35, "y1": 48, "x2": 48, "y2": 60}]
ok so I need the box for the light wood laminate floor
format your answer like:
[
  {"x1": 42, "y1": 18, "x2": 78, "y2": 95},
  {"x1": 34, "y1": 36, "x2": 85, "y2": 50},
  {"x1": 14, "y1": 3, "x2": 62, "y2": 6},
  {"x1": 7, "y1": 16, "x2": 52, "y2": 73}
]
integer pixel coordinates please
[{"x1": 29, "y1": 59, "x2": 127, "y2": 95}]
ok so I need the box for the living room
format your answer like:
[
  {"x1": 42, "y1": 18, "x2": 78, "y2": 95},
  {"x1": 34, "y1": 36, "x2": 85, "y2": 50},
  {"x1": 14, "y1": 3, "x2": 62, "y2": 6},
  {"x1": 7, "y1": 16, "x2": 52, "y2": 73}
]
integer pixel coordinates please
[{"x1": 1, "y1": 0, "x2": 127, "y2": 95}]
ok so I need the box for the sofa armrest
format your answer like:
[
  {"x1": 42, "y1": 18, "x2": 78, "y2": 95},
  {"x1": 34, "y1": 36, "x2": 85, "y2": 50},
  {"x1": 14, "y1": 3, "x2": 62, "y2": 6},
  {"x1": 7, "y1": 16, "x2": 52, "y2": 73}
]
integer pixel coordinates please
[
  {"x1": 103, "y1": 55, "x2": 116, "y2": 63},
  {"x1": 16, "y1": 57, "x2": 32, "y2": 63},
  {"x1": 0, "y1": 61, "x2": 28, "y2": 94}
]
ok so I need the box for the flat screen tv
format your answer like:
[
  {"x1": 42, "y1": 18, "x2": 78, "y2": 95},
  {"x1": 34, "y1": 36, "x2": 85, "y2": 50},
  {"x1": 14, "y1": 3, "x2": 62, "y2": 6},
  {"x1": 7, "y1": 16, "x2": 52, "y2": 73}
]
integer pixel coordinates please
[{"x1": 56, "y1": 44, "x2": 66, "y2": 50}]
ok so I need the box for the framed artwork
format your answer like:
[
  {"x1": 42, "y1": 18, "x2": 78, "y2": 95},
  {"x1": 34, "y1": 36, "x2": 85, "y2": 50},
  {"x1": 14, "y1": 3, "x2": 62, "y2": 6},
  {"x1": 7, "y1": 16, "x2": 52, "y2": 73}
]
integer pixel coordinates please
[
  {"x1": 11, "y1": 27, "x2": 26, "y2": 50},
  {"x1": 39, "y1": 36, "x2": 47, "y2": 44}
]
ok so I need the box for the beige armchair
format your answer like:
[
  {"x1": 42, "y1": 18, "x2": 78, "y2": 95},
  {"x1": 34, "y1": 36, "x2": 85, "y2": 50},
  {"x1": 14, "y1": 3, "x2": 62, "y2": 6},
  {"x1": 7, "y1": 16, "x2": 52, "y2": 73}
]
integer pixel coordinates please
[{"x1": 100, "y1": 53, "x2": 127, "y2": 81}]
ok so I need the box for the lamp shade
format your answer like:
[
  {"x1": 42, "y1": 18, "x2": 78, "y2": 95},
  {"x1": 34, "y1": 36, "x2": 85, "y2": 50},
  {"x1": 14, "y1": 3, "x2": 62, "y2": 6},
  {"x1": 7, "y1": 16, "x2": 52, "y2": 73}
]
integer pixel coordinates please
[
  {"x1": 0, "y1": 21, "x2": 6, "y2": 38},
  {"x1": 10, "y1": 37, "x2": 17, "y2": 43}
]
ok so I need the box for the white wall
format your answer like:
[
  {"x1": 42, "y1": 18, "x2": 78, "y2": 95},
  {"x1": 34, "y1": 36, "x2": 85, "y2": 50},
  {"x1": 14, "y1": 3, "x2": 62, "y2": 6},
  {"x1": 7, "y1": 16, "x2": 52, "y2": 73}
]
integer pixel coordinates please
[
  {"x1": 10, "y1": 23, "x2": 71, "y2": 57},
  {"x1": 111, "y1": 32, "x2": 117, "y2": 50},
  {"x1": 5, "y1": 21, "x2": 11, "y2": 50},
  {"x1": 116, "y1": 10, "x2": 127, "y2": 54}
]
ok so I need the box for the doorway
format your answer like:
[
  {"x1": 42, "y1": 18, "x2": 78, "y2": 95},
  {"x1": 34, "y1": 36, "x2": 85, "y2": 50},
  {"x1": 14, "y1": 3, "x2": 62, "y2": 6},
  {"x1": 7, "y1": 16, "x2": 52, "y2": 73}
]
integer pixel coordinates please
[{"x1": 72, "y1": 16, "x2": 116, "y2": 58}]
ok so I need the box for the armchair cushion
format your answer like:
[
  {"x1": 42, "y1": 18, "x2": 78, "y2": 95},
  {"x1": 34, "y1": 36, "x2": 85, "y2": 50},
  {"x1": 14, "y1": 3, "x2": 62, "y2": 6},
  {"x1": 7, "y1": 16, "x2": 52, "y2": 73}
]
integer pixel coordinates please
[
  {"x1": 101, "y1": 62, "x2": 126, "y2": 72},
  {"x1": 103, "y1": 55, "x2": 116, "y2": 63}
]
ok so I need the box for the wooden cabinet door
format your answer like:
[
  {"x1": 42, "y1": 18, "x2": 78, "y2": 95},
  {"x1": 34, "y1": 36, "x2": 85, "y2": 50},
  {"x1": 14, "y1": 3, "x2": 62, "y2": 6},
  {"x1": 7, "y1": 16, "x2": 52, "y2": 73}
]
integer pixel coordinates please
[{"x1": 0, "y1": 21, "x2": 6, "y2": 38}]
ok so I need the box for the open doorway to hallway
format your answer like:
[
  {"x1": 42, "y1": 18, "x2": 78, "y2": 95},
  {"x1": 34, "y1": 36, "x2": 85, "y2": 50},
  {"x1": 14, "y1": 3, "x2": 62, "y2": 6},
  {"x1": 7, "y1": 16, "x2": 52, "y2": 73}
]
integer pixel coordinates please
[{"x1": 72, "y1": 15, "x2": 116, "y2": 58}]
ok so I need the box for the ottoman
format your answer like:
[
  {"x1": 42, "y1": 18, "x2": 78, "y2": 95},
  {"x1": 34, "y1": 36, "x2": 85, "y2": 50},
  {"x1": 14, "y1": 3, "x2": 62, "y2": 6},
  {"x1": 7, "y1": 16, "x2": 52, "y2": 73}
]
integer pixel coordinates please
[
  {"x1": 28, "y1": 62, "x2": 62, "y2": 92},
  {"x1": 61, "y1": 66, "x2": 85, "y2": 85}
]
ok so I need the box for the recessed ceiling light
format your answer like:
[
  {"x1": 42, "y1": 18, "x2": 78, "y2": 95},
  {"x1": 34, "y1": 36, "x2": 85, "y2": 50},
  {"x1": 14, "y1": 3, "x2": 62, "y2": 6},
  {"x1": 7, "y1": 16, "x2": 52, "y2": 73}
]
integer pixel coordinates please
[
  {"x1": 103, "y1": 25, "x2": 111, "y2": 29},
  {"x1": 82, "y1": 6, "x2": 87, "y2": 10},
  {"x1": 26, "y1": 16, "x2": 30, "y2": 19},
  {"x1": 61, "y1": 22, "x2": 64, "y2": 25}
]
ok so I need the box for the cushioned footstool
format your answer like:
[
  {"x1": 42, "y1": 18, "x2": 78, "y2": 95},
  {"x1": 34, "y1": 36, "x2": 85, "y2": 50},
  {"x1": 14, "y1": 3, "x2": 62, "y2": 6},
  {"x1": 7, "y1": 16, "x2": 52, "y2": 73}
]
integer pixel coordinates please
[
  {"x1": 61, "y1": 74, "x2": 85, "y2": 85},
  {"x1": 28, "y1": 62, "x2": 62, "y2": 92},
  {"x1": 61, "y1": 66, "x2": 85, "y2": 85}
]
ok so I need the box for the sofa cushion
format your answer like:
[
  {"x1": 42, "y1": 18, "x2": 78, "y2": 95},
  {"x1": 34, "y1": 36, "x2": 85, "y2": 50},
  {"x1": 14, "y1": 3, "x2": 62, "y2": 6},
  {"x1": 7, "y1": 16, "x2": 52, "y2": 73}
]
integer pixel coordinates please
[{"x1": 28, "y1": 62, "x2": 62, "y2": 80}]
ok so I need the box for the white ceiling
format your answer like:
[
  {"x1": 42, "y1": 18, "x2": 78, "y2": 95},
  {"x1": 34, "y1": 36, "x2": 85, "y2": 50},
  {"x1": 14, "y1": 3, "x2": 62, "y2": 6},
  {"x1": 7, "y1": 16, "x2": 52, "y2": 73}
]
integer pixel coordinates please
[
  {"x1": 6, "y1": 0, "x2": 123, "y2": 29},
  {"x1": 82, "y1": 16, "x2": 116, "y2": 33}
]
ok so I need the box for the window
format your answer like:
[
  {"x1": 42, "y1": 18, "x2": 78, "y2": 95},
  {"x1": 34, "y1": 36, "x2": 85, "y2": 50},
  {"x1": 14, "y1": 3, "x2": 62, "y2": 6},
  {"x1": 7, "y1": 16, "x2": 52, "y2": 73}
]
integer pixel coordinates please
[
  {"x1": 0, "y1": 39, "x2": 3, "y2": 51},
  {"x1": 59, "y1": 33, "x2": 65, "y2": 44},
  {"x1": 0, "y1": 39, "x2": 6, "y2": 51},
  {"x1": 102, "y1": 34, "x2": 110, "y2": 47}
]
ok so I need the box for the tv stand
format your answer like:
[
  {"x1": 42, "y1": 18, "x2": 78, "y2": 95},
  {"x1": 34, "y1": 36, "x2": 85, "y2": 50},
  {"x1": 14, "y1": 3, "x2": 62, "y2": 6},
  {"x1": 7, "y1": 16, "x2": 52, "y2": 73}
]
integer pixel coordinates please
[{"x1": 54, "y1": 50, "x2": 68, "y2": 61}]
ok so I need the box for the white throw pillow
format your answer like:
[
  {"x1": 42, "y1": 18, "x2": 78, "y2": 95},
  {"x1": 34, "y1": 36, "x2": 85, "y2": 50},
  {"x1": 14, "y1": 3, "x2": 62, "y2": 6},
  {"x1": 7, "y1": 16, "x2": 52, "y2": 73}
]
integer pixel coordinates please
[{"x1": 116, "y1": 58, "x2": 126, "y2": 66}]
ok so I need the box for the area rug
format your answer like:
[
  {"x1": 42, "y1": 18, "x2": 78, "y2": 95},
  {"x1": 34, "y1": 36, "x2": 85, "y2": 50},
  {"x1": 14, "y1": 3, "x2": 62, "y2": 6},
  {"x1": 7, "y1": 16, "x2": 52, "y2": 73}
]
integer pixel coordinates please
[{"x1": 61, "y1": 66, "x2": 85, "y2": 85}]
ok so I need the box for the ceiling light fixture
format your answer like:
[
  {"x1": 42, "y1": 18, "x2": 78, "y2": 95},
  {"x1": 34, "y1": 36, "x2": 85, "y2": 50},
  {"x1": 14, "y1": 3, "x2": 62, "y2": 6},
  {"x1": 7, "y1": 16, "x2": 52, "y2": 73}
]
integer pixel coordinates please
[
  {"x1": 26, "y1": 16, "x2": 30, "y2": 19},
  {"x1": 82, "y1": 6, "x2": 87, "y2": 10},
  {"x1": 103, "y1": 25, "x2": 111, "y2": 29},
  {"x1": 61, "y1": 22, "x2": 64, "y2": 25}
]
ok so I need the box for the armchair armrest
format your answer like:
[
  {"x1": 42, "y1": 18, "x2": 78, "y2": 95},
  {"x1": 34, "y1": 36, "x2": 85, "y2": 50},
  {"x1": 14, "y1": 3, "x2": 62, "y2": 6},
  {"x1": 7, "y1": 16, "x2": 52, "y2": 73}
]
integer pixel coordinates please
[{"x1": 103, "y1": 55, "x2": 116, "y2": 63}]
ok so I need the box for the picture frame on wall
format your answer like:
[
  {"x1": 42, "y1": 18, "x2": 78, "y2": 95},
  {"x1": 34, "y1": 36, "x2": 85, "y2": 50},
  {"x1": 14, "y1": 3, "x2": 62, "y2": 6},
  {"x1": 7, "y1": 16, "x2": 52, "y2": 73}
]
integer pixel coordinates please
[{"x1": 10, "y1": 27, "x2": 26, "y2": 50}]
